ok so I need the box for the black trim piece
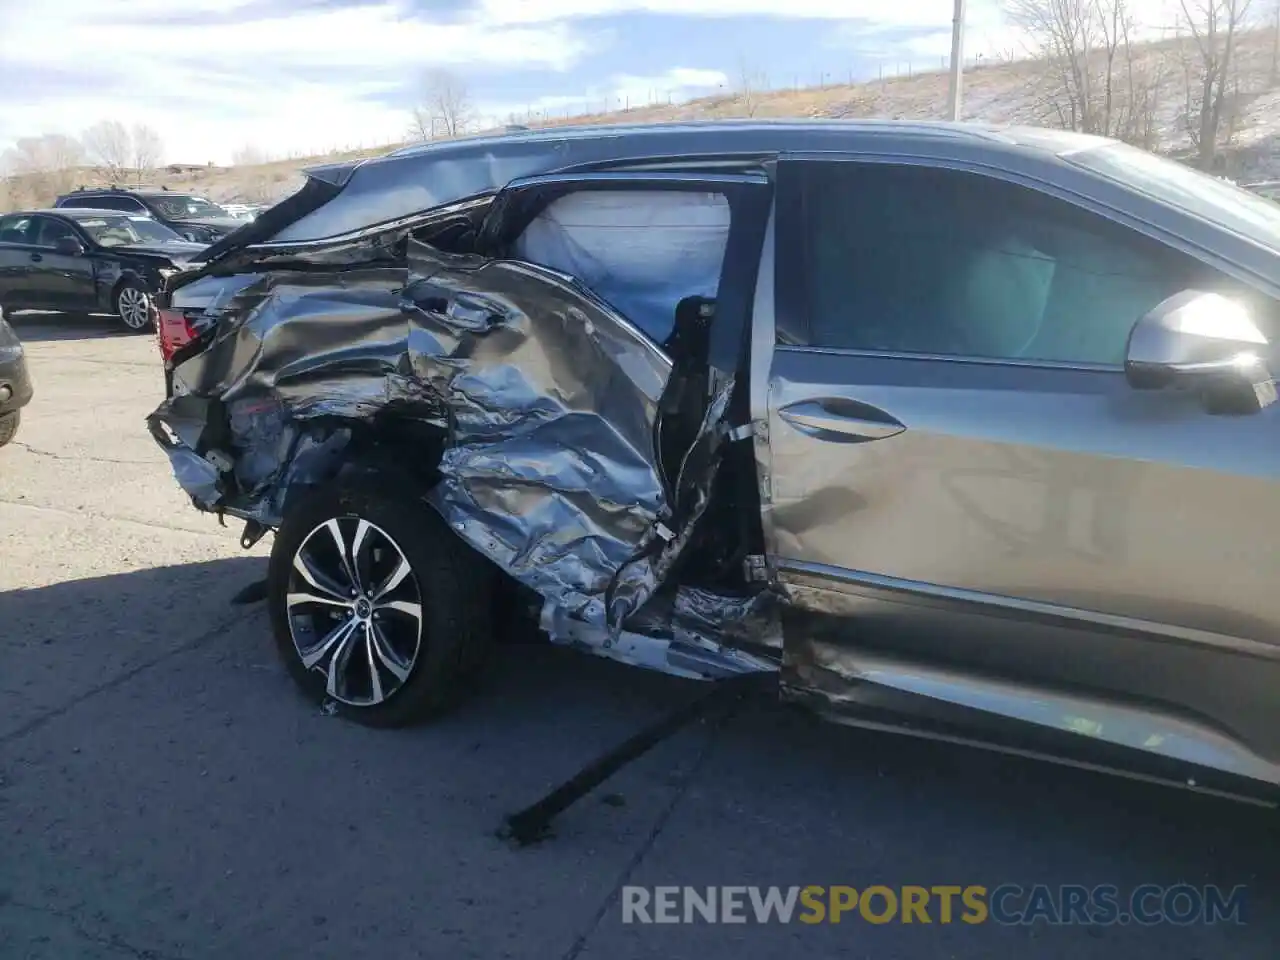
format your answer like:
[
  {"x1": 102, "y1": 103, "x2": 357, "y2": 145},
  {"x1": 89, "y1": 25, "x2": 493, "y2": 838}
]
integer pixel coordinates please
[
  {"x1": 710, "y1": 182, "x2": 772, "y2": 376},
  {"x1": 772, "y1": 160, "x2": 811, "y2": 346}
]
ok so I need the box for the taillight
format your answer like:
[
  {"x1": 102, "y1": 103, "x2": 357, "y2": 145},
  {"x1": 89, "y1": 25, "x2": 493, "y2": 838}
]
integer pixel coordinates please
[{"x1": 156, "y1": 307, "x2": 196, "y2": 363}]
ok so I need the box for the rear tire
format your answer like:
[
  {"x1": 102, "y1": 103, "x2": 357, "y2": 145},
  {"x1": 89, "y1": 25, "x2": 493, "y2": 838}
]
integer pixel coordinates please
[
  {"x1": 267, "y1": 479, "x2": 496, "y2": 727},
  {"x1": 113, "y1": 280, "x2": 153, "y2": 333},
  {"x1": 0, "y1": 411, "x2": 18, "y2": 447}
]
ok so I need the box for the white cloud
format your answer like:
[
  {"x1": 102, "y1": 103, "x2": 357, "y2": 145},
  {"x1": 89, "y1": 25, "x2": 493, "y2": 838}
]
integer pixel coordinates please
[
  {"x1": 0, "y1": 0, "x2": 1192, "y2": 167},
  {"x1": 478, "y1": 0, "x2": 951, "y2": 26},
  {"x1": 825, "y1": 0, "x2": 1179, "y2": 66},
  {"x1": 476, "y1": 67, "x2": 728, "y2": 126},
  {"x1": 0, "y1": 0, "x2": 590, "y2": 164},
  {"x1": 825, "y1": 2, "x2": 1019, "y2": 63},
  {"x1": 610, "y1": 68, "x2": 729, "y2": 105},
  {"x1": 478, "y1": 0, "x2": 1182, "y2": 31}
]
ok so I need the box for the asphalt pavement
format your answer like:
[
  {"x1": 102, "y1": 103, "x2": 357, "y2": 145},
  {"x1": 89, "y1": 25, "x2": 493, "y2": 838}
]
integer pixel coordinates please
[{"x1": 0, "y1": 314, "x2": 1275, "y2": 959}]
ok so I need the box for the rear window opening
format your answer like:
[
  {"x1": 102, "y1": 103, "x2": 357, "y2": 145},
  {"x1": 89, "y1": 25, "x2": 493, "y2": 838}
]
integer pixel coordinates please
[{"x1": 512, "y1": 190, "x2": 731, "y2": 345}]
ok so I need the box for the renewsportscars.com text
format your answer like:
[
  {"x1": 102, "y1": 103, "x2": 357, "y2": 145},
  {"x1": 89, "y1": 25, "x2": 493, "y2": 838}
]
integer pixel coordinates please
[{"x1": 621, "y1": 884, "x2": 1248, "y2": 926}]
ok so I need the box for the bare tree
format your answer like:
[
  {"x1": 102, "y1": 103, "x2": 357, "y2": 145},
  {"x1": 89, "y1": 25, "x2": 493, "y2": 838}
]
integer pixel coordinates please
[
  {"x1": 1, "y1": 133, "x2": 87, "y2": 206},
  {"x1": 41, "y1": 134, "x2": 86, "y2": 174},
  {"x1": 1178, "y1": 0, "x2": 1254, "y2": 169},
  {"x1": 82, "y1": 120, "x2": 132, "y2": 182},
  {"x1": 1268, "y1": 0, "x2": 1280, "y2": 85},
  {"x1": 130, "y1": 124, "x2": 164, "y2": 178},
  {"x1": 1008, "y1": 0, "x2": 1176, "y2": 148},
  {"x1": 1118, "y1": 14, "x2": 1171, "y2": 149},
  {"x1": 408, "y1": 69, "x2": 473, "y2": 140},
  {"x1": 736, "y1": 57, "x2": 768, "y2": 117},
  {"x1": 1008, "y1": 0, "x2": 1115, "y2": 135},
  {"x1": 407, "y1": 105, "x2": 434, "y2": 141}
]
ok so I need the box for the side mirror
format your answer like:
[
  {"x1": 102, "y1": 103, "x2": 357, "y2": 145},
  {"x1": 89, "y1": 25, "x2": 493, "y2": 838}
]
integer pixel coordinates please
[
  {"x1": 1125, "y1": 290, "x2": 1276, "y2": 413},
  {"x1": 53, "y1": 236, "x2": 85, "y2": 257}
]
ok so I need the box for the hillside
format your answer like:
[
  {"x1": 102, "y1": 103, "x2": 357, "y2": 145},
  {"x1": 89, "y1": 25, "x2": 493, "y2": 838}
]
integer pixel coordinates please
[{"x1": 8, "y1": 26, "x2": 1280, "y2": 212}]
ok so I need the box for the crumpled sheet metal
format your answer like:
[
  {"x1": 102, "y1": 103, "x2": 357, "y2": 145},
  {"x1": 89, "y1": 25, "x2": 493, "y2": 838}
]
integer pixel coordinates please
[
  {"x1": 153, "y1": 240, "x2": 716, "y2": 634},
  {"x1": 402, "y1": 245, "x2": 682, "y2": 628},
  {"x1": 172, "y1": 266, "x2": 419, "y2": 421},
  {"x1": 671, "y1": 584, "x2": 784, "y2": 655}
]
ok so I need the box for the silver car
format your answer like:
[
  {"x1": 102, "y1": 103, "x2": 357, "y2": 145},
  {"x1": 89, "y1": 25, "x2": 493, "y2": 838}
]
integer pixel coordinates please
[{"x1": 148, "y1": 121, "x2": 1280, "y2": 804}]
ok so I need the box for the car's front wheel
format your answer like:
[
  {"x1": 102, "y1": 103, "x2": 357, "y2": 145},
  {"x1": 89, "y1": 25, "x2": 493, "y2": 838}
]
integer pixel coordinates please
[
  {"x1": 267, "y1": 480, "x2": 496, "y2": 726},
  {"x1": 114, "y1": 280, "x2": 153, "y2": 332}
]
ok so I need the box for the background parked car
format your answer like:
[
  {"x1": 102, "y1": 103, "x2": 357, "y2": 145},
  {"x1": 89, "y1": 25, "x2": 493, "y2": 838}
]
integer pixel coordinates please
[
  {"x1": 0, "y1": 209, "x2": 206, "y2": 331},
  {"x1": 55, "y1": 187, "x2": 245, "y2": 244},
  {"x1": 0, "y1": 313, "x2": 32, "y2": 446},
  {"x1": 221, "y1": 203, "x2": 266, "y2": 222},
  {"x1": 1243, "y1": 180, "x2": 1280, "y2": 202}
]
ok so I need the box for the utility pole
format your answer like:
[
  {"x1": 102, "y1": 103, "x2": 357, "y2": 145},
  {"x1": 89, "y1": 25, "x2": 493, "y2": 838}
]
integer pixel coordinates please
[{"x1": 948, "y1": 0, "x2": 966, "y2": 121}]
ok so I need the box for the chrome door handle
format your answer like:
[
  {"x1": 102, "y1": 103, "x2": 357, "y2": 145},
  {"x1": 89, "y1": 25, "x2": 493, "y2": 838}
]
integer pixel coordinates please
[{"x1": 777, "y1": 398, "x2": 906, "y2": 442}]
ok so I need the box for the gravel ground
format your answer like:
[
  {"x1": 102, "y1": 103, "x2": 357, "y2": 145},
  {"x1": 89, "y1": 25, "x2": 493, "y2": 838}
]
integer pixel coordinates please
[{"x1": 0, "y1": 315, "x2": 1275, "y2": 959}]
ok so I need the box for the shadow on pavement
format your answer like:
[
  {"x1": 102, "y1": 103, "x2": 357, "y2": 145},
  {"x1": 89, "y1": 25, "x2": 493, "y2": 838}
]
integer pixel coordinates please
[
  {"x1": 4, "y1": 311, "x2": 138, "y2": 342},
  {"x1": 0, "y1": 556, "x2": 1276, "y2": 959}
]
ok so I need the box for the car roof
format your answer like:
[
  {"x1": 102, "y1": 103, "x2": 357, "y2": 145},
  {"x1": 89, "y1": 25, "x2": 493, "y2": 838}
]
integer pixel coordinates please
[
  {"x1": 62, "y1": 188, "x2": 198, "y2": 198},
  {"x1": 259, "y1": 118, "x2": 1110, "y2": 248},
  {"x1": 197, "y1": 116, "x2": 1280, "y2": 298},
  {"x1": 379, "y1": 118, "x2": 1104, "y2": 162},
  {"x1": 14, "y1": 207, "x2": 153, "y2": 220}
]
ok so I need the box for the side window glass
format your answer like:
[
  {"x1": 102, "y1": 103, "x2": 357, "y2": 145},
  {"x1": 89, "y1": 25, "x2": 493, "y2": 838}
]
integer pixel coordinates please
[
  {"x1": 0, "y1": 216, "x2": 33, "y2": 244},
  {"x1": 79, "y1": 197, "x2": 137, "y2": 213},
  {"x1": 800, "y1": 163, "x2": 1193, "y2": 366},
  {"x1": 33, "y1": 217, "x2": 77, "y2": 247},
  {"x1": 512, "y1": 189, "x2": 731, "y2": 344}
]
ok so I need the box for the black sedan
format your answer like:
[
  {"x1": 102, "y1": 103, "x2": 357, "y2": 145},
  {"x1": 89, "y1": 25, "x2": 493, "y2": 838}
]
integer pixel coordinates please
[
  {"x1": 0, "y1": 209, "x2": 206, "y2": 331},
  {"x1": 0, "y1": 313, "x2": 31, "y2": 447}
]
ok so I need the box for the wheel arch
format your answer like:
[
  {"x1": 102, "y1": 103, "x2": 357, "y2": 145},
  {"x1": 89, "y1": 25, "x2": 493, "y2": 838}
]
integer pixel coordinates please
[
  {"x1": 272, "y1": 414, "x2": 451, "y2": 526},
  {"x1": 110, "y1": 270, "x2": 154, "y2": 303}
]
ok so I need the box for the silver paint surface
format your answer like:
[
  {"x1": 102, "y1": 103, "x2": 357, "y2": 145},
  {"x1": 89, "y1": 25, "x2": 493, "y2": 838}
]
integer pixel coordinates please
[
  {"x1": 150, "y1": 240, "x2": 752, "y2": 657},
  {"x1": 765, "y1": 345, "x2": 1280, "y2": 781}
]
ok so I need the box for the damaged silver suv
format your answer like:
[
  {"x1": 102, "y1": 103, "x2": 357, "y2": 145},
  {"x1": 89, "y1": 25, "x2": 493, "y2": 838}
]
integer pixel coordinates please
[{"x1": 149, "y1": 120, "x2": 1280, "y2": 802}]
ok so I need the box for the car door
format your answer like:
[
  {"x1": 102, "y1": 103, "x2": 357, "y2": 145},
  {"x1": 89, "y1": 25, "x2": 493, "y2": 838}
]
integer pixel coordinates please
[
  {"x1": 25, "y1": 216, "x2": 96, "y2": 311},
  {"x1": 0, "y1": 215, "x2": 37, "y2": 310},
  {"x1": 762, "y1": 154, "x2": 1280, "y2": 789},
  {"x1": 30, "y1": 216, "x2": 97, "y2": 309}
]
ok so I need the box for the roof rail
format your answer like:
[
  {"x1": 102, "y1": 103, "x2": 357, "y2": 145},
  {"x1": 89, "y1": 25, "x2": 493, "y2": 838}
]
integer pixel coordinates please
[
  {"x1": 69, "y1": 183, "x2": 165, "y2": 193},
  {"x1": 82, "y1": 183, "x2": 170, "y2": 193}
]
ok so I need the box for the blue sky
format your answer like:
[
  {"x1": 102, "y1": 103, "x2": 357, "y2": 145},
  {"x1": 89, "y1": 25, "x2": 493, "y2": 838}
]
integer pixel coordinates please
[{"x1": 0, "y1": 0, "x2": 1032, "y2": 164}]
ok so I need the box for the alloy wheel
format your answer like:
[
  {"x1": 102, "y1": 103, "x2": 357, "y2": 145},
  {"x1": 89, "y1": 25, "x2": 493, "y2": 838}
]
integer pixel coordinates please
[
  {"x1": 117, "y1": 287, "x2": 151, "y2": 330},
  {"x1": 286, "y1": 516, "x2": 424, "y2": 707}
]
